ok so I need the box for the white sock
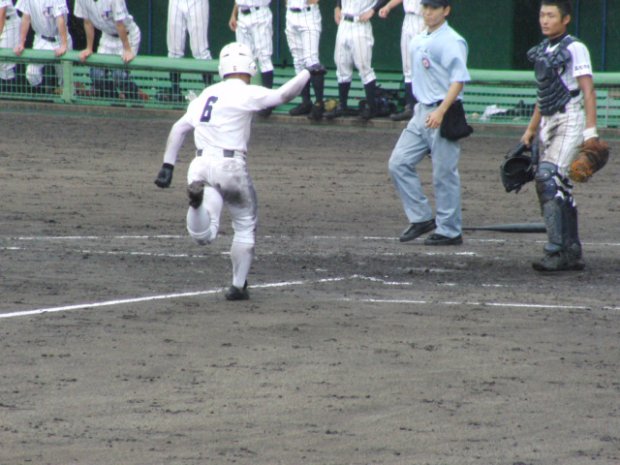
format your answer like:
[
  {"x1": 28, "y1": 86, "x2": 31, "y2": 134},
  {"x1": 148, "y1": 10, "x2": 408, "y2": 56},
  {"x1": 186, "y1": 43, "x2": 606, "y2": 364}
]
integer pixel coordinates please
[{"x1": 230, "y1": 242, "x2": 254, "y2": 289}]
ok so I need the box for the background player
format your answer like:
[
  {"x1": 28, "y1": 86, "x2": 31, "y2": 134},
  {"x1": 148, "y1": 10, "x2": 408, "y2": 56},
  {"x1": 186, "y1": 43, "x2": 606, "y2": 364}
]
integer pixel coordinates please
[
  {"x1": 379, "y1": 0, "x2": 425, "y2": 121},
  {"x1": 155, "y1": 42, "x2": 318, "y2": 300},
  {"x1": 159, "y1": 0, "x2": 212, "y2": 103},
  {"x1": 14, "y1": 0, "x2": 71, "y2": 92},
  {"x1": 75, "y1": 0, "x2": 142, "y2": 100},
  {"x1": 0, "y1": 0, "x2": 20, "y2": 92},
  {"x1": 229, "y1": 0, "x2": 274, "y2": 116},
  {"x1": 324, "y1": 0, "x2": 388, "y2": 121},
  {"x1": 284, "y1": 0, "x2": 325, "y2": 121},
  {"x1": 520, "y1": 0, "x2": 597, "y2": 272}
]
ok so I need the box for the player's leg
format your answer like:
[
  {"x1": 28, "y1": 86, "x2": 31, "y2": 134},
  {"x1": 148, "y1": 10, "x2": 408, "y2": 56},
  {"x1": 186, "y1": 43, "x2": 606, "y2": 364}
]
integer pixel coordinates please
[
  {"x1": 227, "y1": 181, "x2": 258, "y2": 301},
  {"x1": 326, "y1": 24, "x2": 353, "y2": 119},
  {"x1": 0, "y1": 15, "x2": 19, "y2": 91},
  {"x1": 533, "y1": 107, "x2": 585, "y2": 271},
  {"x1": 351, "y1": 22, "x2": 378, "y2": 120},
  {"x1": 186, "y1": 156, "x2": 223, "y2": 245},
  {"x1": 388, "y1": 107, "x2": 434, "y2": 237},
  {"x1": 285, "y1": 14, "x2": 312, "y2": 115},
  {"x1": 301, "y1": 7, "x2": 324, "y2": 119},
  {"x1": 187, "y1": 0, "x2": 212, "y2": 60},
  {"x1": 391, "y1": 17, "x2": 417, "y2": 121},
  {"x1": 165, "y1": 1, "x2": 187, "y2": 101}
]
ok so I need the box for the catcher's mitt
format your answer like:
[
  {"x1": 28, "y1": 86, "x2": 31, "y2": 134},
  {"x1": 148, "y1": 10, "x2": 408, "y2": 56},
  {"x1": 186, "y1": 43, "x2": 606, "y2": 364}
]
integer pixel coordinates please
[{"x1": 569, "y1": 138, "x2": 610, "y2": 183}]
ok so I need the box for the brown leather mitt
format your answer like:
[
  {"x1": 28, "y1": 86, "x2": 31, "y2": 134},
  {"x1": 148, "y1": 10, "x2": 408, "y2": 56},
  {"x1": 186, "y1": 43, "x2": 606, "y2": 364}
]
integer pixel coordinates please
[{"x1": 569, "y1": 138, "x2": 610, "y2": 183}]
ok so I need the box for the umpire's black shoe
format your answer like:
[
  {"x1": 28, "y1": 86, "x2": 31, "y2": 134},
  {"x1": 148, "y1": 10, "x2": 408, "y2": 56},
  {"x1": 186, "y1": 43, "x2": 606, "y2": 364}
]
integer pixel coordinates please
[
  {"x1": 390, "y1": 104, "x2": 414, "y2": 122},
  {"x1": 225, "y1": 281, "x2": 249, "y2": 301},
  {"x1": 289, "y1": 101, "x2": 312, "y2": 116},
  {"x1": 187, "y1": 181, "x2": 205, "y2": 209},
  {"x1": 399, "y1": 219, "x2": 436, "y2": 242},
  {"x1": 424, "y1": 233, "x2": 463, "y2": 246}
]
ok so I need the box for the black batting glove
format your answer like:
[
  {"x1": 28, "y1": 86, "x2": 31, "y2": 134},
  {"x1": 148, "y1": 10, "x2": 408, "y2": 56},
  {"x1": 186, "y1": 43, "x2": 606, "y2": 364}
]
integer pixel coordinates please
[{"x1": 154, "y1": 163, "x2": 174, "y2": 188}]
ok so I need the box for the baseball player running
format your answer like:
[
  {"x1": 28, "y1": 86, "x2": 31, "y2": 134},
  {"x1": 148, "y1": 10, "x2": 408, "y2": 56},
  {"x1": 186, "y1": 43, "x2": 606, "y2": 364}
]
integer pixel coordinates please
[
  {"x1": 379, "y1": 0, "x2": 425, "y2": 121},
  {"x1": 285, "y1": 0, "x2": 325, "y2": 121},
  {"x1": 14, "y1": 0, "x2": 72, "y2": 91},
  {"x1": 520, "y1": 0, "x2": 597, "y2": 271},
  {"x1": 324, "y1": 0, "x2": 388, "y2": 120},
  {"x1": 154, "y1": 42, "x2": 316, "y2": 300},
  {"x1": 0, "y1": 0, "x2": 20, "y2": 91},
  {"x1": 161, "y1": 0, "x2": 212, "y2": 103},
  {"x1": 229, "y1": 0, "x2": 275, "y2": 116},
  {"x1": 75, "y1": 0, "x2": 142, "y2": 100}
]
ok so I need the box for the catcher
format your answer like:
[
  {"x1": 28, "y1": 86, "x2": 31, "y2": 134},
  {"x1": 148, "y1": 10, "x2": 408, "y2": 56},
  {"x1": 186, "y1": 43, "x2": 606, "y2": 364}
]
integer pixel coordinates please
[{"x1": 520, "y1": 0, "x2": 608, "y2": 272}]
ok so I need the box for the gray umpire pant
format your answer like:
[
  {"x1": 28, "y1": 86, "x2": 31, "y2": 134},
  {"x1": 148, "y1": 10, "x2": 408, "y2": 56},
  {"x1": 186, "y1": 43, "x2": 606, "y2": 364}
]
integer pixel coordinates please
[{"x1": 388, "y1": 102, "x2": 463, "y2": 238}]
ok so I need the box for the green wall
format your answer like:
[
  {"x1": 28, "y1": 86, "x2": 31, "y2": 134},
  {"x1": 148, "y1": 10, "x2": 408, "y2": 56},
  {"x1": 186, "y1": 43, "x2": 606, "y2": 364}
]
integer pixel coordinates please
[{"x1": 68, "y1": 1, "x2": 618, "y2": 72}]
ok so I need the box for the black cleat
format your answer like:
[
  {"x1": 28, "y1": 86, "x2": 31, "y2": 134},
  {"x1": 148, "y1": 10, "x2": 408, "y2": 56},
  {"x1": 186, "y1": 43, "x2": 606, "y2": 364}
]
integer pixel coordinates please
[
  {"x1": 289, "y1": 102, "x2": 312, "y2": 116},
  {"x1": 390, "y1": 104, "x2": 414, "y2": 122},
  {"x1": 532, "y1": 252, "x2": 585, "y2": 272},
  {"x1": 187, "y1": 181, "x2": 205, "y2": 208},
  {"x1": 399, "y1": 219, "x2": 436, "y2": 242},
  {"x1": 308, "y1": 101, "x2": 325, "y2": 121},
  {"x1": 424, "y1": 233, "x2": 463, "y2": 246},
  {"x1": 225, "y1": 281, "x2": 249, "y2": 301}
]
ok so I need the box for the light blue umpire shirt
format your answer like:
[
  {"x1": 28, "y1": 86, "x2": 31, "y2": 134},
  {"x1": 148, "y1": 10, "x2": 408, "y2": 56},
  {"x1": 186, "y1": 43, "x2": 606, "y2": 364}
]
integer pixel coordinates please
[{"x1": 388, "y1": 20, "x2": 471, "y2": 239}]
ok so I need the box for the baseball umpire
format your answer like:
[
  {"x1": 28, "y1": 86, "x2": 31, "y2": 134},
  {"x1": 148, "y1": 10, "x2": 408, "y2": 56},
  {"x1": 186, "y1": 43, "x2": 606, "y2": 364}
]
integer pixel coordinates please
[
  {"x1": 520, "y1": 0, "x2": 601, "y2": 272},
  {"x1": 155, "y1": 42, "x2": 318, "y2": 300}
]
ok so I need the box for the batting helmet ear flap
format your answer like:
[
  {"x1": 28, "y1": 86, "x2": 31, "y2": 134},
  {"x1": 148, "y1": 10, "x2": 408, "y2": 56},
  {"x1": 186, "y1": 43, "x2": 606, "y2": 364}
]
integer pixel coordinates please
[{"x1": 500, "y1": 143, "x2": 535, "y2": 193}]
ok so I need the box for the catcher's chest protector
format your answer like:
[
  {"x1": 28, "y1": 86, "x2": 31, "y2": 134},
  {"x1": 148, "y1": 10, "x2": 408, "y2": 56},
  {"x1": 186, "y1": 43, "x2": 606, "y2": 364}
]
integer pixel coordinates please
[{"x1": 527, "y1": 36, "x2": 575, "y2": 116}]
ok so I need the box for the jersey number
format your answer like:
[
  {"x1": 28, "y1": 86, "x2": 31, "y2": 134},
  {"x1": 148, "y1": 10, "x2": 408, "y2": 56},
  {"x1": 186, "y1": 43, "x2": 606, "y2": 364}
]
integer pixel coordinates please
[{"x1": 200, "y1": 96, "x2": 219, "y2": 122}]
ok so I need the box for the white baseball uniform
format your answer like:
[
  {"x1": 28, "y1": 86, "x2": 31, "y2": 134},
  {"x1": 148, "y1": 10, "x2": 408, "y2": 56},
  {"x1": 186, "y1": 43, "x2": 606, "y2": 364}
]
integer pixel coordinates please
[
  {"x1": 0, "y1": 0, "x2": 20, "y2": 81},
  {"x1": 401, "y1": 0, "x2": 424, "y2": 84},
  {"x1": 73, "y1": 0, "x2": 140, "y2": 56},
  {"x1": 539, "y1": 39, "x2": 592, "y2": 174},
  {"x1": 285, "y1": 0, "x2": 321, "y2": 72},
  {"x1": 162, "y1": 70, "x2": 310, "y2": 289},
  {"x1": 334, "y1": 0, "x2": 380, "y2": 85},
  {"x1": 234, "y1": 0, "x2": 273, "y2": 72},
  {"x1": 167, "y1": 0, "x2": 211, "y2": 60},
  {"x1": 15, "y1": 0, "x2": 72, "y2": 86}
]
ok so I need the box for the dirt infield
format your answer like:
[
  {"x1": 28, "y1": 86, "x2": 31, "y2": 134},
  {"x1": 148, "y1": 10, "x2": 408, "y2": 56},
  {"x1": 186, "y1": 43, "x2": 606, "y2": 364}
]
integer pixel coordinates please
[{"x1": 1, "y1": 105, "x2": 619, "y2": 465}]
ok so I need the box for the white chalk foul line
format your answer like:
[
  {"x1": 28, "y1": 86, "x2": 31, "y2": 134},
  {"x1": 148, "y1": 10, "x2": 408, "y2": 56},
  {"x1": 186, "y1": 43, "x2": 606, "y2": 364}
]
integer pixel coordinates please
[
  {"x1": 1, "y1": 274, "x2": 605, "y2": 321},
  {"x1": 0, "y1": 280, "x2": 307, "y2": 320},
  {"x1": 340, "y1": 298, "x2": 591, "y2": 311}
]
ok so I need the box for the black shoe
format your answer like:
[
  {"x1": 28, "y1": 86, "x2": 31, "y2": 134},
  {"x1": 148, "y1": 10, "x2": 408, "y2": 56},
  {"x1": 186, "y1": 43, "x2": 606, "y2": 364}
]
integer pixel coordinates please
[
  {"x1": 187, "y1": 181, "x2": 205, "y2": 208},
  {"x1": 289, "y1": 101, "x2": 312, "y2": 116},
  {"x1": 257, "y1": 107, "x2": 274, "y2": 117},
  {"x1": 324, "y1": 104, "x2": 345, "y2": 120},
  {"x1": 399, "y1": 219, "x2": 436, "y2": 242},
  {"x1": 532, "y1": 251, "x2": 585, "y2": 272},
  {"x1": 424, "y1": 233, "x2": 463, "y2": 246},
  {"x1": 390, "y1": 104, "x2": 413, "y2": 122},
  {"x1": 225, "y1": 281, "x2": 249, "y2": 301},
  {"x1": 308, "y1": 101, "x2": 325, "y2": 121},
  {"x1": 359, "y1": 106, "x2": 377, "y2": 121}
]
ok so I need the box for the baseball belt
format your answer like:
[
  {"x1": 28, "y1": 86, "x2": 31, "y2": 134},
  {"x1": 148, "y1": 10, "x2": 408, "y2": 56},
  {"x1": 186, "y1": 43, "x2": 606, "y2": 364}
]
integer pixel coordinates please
[
  {"x1": 41, "y1": 35, "x2": 57, "y2": 42},
  {"x1": 239, "y1": 6, "x2": 261, "y2": 15},
  {"x1": 343, "y1": 14, "x2": 357, "y2": 22},
  {"x1": 289, "y1": 7, "x2": 311, "y2": 13},
  {"x1": 196, "y1": 149, "x2": 236, "y2": 158}
]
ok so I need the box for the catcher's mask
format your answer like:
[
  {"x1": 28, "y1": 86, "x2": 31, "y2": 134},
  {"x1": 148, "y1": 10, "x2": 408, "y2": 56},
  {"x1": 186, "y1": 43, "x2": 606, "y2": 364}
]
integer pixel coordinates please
[{"x1": 500, "y1": 143, "x2": 536, "y2": 193}]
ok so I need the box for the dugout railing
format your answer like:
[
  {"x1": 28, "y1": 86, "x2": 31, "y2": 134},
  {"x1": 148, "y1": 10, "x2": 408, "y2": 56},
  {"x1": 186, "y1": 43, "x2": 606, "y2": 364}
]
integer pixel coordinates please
[{"x1": 2, "y1": 48, "x2": 620, "y2": 128}]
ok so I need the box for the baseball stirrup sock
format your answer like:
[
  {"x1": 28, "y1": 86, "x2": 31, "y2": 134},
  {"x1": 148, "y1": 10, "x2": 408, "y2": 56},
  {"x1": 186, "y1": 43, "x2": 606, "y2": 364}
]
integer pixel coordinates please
[{"x1": 231, "y1": 242, "x2": 254, "y2": 289}]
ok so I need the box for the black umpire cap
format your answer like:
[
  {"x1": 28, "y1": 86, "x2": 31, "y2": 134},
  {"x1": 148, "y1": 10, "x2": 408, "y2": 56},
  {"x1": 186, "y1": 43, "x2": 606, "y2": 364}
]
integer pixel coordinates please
[{"x1": 421, "y1": 0, "x2": 450, "y2": 6}]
